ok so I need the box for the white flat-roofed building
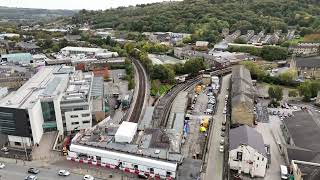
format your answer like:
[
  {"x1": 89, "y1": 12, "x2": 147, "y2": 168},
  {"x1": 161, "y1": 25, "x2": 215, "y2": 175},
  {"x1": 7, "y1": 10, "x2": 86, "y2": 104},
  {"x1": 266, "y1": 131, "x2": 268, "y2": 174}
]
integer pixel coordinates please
[
  {"x1": 61, "y1": 46, "x2": 107, "y2": 56},
  {"x1": 0, "y1": 33, "x2": 20, "y2": 40},
  {"x1": 0, "y1": 66, "x2": 73, "y2": 149},
  {"x1": 115, "y1": 122, "x2": 137, "y2": 143},
  {"x1": 60, "y1": 71, "x2": 94, "y2": 132}
]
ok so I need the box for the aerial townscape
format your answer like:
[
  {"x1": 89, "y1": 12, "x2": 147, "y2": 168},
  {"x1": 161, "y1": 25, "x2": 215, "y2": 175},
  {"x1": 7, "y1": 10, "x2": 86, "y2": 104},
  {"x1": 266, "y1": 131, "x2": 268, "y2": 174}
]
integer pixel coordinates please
[{"x1": 1, "y1": 0, "x2": 320, "y2": 180}]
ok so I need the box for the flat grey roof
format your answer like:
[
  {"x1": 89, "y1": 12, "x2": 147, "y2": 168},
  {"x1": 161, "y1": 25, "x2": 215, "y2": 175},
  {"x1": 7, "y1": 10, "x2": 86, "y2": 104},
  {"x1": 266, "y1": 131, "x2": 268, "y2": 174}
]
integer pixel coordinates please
[
  {"x1": 0, "y1": 66, "x2": 71, "y2": 109},
  {"x1": 91, "y1": 77, "x2": 104, "y2": 97},
  {"x1": 284, "y1": 110, "x2": 320, "y2": 151},
  {"x1": 138, "y1": 106, "x2": 155, "y2": 130}
]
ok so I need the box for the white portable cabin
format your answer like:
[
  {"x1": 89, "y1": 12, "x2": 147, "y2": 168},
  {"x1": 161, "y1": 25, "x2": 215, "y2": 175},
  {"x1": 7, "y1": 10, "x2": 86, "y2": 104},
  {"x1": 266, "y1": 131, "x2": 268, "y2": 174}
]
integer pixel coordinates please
[
  {"x1": 69, "y1": 144, "x2": 177, "y2": 178},
  {"x1": 115, "y1": 121, "x2": 137, "y2": 143}
]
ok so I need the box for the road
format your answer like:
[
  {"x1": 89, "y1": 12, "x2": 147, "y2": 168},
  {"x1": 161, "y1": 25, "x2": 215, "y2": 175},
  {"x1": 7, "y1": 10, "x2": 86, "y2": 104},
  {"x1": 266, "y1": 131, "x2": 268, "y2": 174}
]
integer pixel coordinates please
[
  {"x1": 0, "y1": 163, "x2": 103, "y2": 180},
  {"x1": 204, "y1": 74, "x2": 231, "y2": 180}
]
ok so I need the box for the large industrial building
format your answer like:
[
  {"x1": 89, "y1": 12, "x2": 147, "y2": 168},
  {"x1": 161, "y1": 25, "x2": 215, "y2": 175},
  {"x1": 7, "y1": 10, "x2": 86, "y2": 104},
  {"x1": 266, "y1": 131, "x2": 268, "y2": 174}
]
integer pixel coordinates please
[
  {"x1": 231, "y1": 65, "x2": 255, "y2": 127},
  {"x1": 0, "y1": 66, "x2": 104, "y2": 149}
]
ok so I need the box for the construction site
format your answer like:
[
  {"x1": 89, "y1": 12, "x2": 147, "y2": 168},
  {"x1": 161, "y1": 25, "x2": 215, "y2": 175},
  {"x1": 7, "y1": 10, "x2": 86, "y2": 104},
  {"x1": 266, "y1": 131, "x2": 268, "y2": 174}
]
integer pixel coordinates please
[{"x1": 67, "y1": 65, "x2": 230, "y2": 179}]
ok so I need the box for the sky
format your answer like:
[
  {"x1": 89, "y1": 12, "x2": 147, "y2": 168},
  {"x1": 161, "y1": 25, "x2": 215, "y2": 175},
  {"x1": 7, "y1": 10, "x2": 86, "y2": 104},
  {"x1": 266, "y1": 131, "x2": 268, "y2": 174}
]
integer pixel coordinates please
[{"x1": 0, "y1": 0, "x2": 181, "y2": 10}]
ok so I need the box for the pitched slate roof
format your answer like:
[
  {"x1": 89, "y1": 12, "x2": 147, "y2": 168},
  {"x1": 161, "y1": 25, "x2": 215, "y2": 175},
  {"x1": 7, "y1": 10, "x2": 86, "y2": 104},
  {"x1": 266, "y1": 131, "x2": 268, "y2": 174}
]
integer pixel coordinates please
[
  {"x1": 295, "y1": 56, "x2": 320, "y2": 68},
  {"x1": 230, "y1": 125, "x2": 266, "y2": 156}
]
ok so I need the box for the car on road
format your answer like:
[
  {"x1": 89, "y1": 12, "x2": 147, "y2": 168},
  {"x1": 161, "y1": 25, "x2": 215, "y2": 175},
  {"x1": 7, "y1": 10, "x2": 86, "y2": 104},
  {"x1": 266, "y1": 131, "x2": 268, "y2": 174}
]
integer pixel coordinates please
[
  {"x1": 0, "y1": 162, "x2": 5, "y2": 169},
  {"x1": 223, "y1": 107, "x2": 227, "y2": 114},
  {"x1": 220, "y1": 139, "x2": 225, "y2": 145},
  {"x1": 221, "y1": 132, "x2": 225, "y2": 137},
  {"x1": 25, "y1": 175, "x2": 37, "y2": 180},
  {"x1": 191, "y1": 104, "x2": 195, "y2": 110},
  {"x1": 28, "y1": 168, "x2": 40, "y2": 174},
  {"x1": 1, "y1": 147, "x2": 9, "y2": 153},
  {"x1": 219, "y1": 145, "x2": 224, "y2": 152},
  {"x1": 58, "y1": 169, "x2": 70, "y2": 176},
  {"x1": 84, "y1": 174, "x2": 95, "y2": 180}
]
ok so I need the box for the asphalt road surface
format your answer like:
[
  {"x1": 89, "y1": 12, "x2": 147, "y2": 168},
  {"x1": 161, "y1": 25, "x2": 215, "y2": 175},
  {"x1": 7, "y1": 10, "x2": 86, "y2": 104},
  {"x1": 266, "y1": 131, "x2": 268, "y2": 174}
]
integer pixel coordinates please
[
  {"x1": 204, "y1": 74, "x2": 231, "y2": 180},
  {"x1": 0, "y1": 163, "x2": 103, "y2": 180}
]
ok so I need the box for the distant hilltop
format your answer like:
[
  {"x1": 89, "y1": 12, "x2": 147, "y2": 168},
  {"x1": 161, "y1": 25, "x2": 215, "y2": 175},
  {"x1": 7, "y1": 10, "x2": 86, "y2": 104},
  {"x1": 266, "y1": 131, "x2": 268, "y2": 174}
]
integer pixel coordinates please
[{"x1": 0, "y1": 6, "x2": 76, "y2": 23}]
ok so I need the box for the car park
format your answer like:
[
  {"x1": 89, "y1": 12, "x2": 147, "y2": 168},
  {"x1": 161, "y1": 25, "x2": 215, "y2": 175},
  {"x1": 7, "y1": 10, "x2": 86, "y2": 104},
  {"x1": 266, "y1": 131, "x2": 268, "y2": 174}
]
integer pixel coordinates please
[
  {"x1": 28, "y1": 168, "x2": 40, "y2": 174},
  {"x1": 25, "y1": 175, "x2": 37, "y2": 180},
  {"x1": 84, "y1": 174, "x2": 95, "y2": 180},
  {"x1": 58, "y1": 170, "x2": 70, "y2": 176}
]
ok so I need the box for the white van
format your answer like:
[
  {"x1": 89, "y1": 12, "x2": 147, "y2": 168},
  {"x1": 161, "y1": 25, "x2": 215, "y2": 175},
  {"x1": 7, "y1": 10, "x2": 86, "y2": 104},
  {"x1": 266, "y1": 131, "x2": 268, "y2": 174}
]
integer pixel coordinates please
[{"x1": 280, "y1": 165, "x2": 288, "y2": 179}]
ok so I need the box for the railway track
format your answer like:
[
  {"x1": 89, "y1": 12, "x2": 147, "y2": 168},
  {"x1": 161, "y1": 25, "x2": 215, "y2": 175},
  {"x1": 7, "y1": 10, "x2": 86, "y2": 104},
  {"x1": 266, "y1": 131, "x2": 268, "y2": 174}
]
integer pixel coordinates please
[
  {"x1": 152, "y1": 67, "x2": 232, "y2": 128},
  {"x1": 128, "y1": 58, "x2": 147, "y2": 123},
  {"x1": 152, "y1": 77, "x2": 201, "y2": 128}
]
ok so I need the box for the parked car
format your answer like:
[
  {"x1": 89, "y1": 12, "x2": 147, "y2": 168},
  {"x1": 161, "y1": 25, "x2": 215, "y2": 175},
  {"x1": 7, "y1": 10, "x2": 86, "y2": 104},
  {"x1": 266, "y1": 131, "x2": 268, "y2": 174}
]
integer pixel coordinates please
[
  {"x1": 207, "y1": 92, "x2": 213, "y2": 96},
  {"x1": 220, "y1": 139, "x2": 225, "y2": 145},
  {"x1": 28, "y1": 168, "x2": 40, "y2": 174},
  {"x1": 208, "y1": 98, "x2": 216, "y2": 105},
  {"x1": 191, "y1": 104, "x2": 195, "y2": 110},
  {"x1": 84, "y1": 174, "x2": 95, "y2": 180},
  {"x1": 1, "y1": 147, "x2": 9, "y2": 152},
  {"x1": 205, "y1": 109, "x2": 213, "y2": 114},
  {"x1": 58, "y1": 170, "x2": 70, "y2": 176},
  {"x1": 280, "y1": 165, "x2": 288, "y2": 179},
  {"x1": 223, "y1": 107, "x2": 227, "y2": 114},
  {"x1": 219, "y1": 145, "x2": 224, "y2": 152},
  {"x1": 207, "y1": 104, "x2": 214, "y2": 110},
  {"x1": 25, "y1": 175, "x2": 37, "y2": 180},
  {"x1": 0, "y1": 162, "x2": 5, "y2": 169},
  {"x1": 221, "y1": 132, "x2": 225, "y2": 137},
  {"x1": 221, "y1": 126, "x2": 226, "y2": 131}
]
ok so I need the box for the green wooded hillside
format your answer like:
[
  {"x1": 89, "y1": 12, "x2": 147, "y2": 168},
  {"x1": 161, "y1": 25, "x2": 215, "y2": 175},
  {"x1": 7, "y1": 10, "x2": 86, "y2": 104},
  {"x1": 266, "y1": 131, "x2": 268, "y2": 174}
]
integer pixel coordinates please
[{"x1": 71, "y1": 0, "x2": 320, "y2": 42}]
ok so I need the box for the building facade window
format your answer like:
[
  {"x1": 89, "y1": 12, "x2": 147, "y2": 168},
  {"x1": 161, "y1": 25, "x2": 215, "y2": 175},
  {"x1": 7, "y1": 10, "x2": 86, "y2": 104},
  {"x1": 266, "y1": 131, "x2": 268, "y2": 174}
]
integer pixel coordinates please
[
  {"x1": 82, "y1": 120, "x2": 90, "y2": 124},
  {"x1": 82, "y1": 113, "x2": 90, "y2": 117},
  {"x1": 41, "y1": 101, "x2": 56, "y2": 122},
  {"x1": 236, "y1": 152, "x2": 243, "y2": 161},
  {"x1": 71, "y1": 122, "x2": 79, "y2": 125},
  {"x1": 70, "y1": 115, "x2": 78, "y2": 118}
]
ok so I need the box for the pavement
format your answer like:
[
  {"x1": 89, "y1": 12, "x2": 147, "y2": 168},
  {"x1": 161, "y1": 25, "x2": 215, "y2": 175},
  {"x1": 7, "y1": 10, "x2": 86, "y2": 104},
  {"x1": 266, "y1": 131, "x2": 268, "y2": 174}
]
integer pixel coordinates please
[
  {"x1": 203, "y1": 74, "x2": 231, "y2": 180},
  {"x1": 32, "y1": 132, "x2": 62, "y2": 162}
]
